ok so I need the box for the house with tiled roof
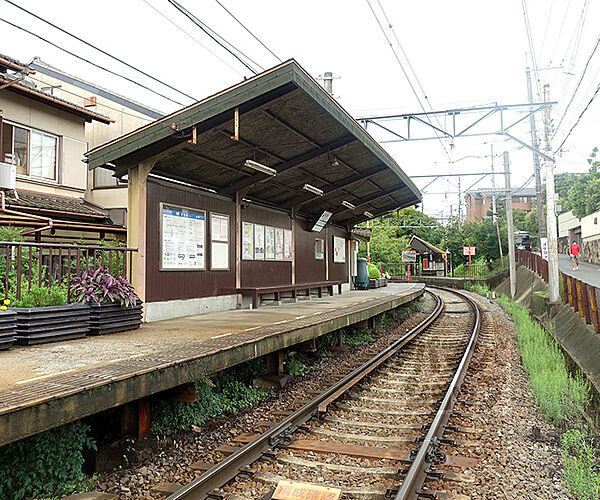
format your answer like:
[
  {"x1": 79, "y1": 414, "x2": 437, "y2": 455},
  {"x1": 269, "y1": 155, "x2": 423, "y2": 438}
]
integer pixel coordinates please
[
  {"x1": 0, "y1": 53, "x2": 130, "y2": 241},
  {"x1": 464, "y1": 187, "x2": 536, "y2": 222}
]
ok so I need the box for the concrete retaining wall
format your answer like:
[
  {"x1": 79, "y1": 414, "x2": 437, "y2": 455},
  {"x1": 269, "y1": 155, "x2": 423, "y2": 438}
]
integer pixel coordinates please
[{"x1": 495, "y1": 266, "x2": 600, "y2": 394}]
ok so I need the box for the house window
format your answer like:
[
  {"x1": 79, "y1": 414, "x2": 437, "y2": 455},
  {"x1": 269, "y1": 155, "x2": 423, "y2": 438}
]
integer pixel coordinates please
[
  {"x1": 1, "y1": 121, "x2": 57, "y2": 180},
  {"x1": 94, "y1": 167, "x2": 127, "y2": 188}
]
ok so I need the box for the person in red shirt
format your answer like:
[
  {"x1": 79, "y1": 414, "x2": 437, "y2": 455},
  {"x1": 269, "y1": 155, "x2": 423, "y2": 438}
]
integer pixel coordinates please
[{"x1": 569, "y1": 240, "x2": 581, "y2": 270}]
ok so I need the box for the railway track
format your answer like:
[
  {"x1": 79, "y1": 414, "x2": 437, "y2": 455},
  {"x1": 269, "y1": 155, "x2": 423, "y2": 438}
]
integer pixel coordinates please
[{"x1": 167, "y1": 287, "x2": 481, "y2": 500}]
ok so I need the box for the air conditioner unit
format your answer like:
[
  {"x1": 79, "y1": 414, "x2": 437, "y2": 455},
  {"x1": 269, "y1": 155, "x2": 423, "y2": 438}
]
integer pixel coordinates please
[{"x1": 0, "y1": 163, "x2": 17, "y2": 190}]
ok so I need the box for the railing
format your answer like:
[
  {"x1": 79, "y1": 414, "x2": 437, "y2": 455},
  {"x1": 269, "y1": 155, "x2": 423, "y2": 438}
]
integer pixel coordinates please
[
  {"x1": 516, "y1": 248, "x2": 600, "y2": 333},
  {"x1": 380, "y1": 256, "x2": 507, "y2": 280},
  {"x1": 0, "y1": 241, "x2": 137, "y2": 303}
]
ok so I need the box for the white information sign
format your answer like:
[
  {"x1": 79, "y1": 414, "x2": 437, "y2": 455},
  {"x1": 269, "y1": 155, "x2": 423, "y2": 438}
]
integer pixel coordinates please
[
  {"x1": 283, "y1": 229, "x2": 292, "y2": 261},
  {"x1": 265, "y1": 226, "x2": 275, "y2": 260},
  {"x1": 242, "y1": 222, "x2": 254, "y2": 260},
  {"x1": 540, "y1": 237, "x2": 549, "y2": 261},
  {"x1": 402, "y1": 250, "x2": 417, "y2": 263},
  {"x1": 161, "y1": 204, "x2": 205, "y2": 270},
  {"x1": 210, "y1": 213, "x2": 229, "y2": 242},
  {"x1": 254, "y1": 224, "x2": 265, "y2": 260},
  {"x1": 333, "y1": 236, "x2": 346, "y2": 263},
  {"x1": 275, "y1": 228, "x2": 284, "y2": 261}
]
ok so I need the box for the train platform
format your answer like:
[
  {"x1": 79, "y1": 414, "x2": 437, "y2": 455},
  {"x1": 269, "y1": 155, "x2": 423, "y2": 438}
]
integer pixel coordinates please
[{"x1": 0, "y1": 282, "x2": 424, "y2": 446}]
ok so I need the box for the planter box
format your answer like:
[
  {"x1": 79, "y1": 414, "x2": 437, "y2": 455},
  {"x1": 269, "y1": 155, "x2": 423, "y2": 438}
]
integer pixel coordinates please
[
  {"x1": 368, "y1": 278, "x2": 379, "y2": 289},
  {"x1": 15, "y1": 304, "x2": 89, "y2": 345},
  {"x1": 0, "y1": 310, "x2": 17, "y2": 350},
  {"x1": 378, "y1": 278, "x2": 388, "y2": 287},
  {"x1": 88, "y1": 300, "x2": 142, "y2": 335}
]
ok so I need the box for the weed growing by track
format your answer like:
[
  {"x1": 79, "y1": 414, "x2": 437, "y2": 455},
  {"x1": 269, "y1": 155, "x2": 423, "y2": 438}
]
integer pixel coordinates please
[{"x1": 468, "y1": 285, "x2": 600, "y2": 500}]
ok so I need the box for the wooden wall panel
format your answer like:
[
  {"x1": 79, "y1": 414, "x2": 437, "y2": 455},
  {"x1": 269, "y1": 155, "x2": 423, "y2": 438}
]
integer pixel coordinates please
[
  {"x1": 295, "y1": 217, "x2": 326, "y2": 283},
  {"x1": 145, "y1": 180, "x2": 236, "y2": 302},
  {"x1": 240, "y1": 205, "x2": 291, "y2": 287},
  {"x1": 328, "y1": 225, "x2": 350, "y2": 282}
]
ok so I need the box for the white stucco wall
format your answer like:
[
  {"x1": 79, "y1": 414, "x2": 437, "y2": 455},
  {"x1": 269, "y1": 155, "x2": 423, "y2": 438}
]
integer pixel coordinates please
[{"x1": 558, "y1": 210, "x2": 581, "y2": 238}]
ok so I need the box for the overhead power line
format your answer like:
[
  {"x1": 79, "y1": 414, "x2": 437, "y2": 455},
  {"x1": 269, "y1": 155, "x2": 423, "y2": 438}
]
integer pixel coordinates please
[
  {"x1": 553, "y1": 32, "x2": 600, "y2": 139},
  {"x1": 3, "y1": 0, "x2": 197, "y2": 103},
  {"x1": 554, "y1": 79, "x2": 600, "y2": 155},
  {"x1": 213, "y1": 0, "x2": 282, "y2": 63},
  {"x1": 140, "y1": 0, "x2": 244, "y2": 77},
  {"x1": 0, "y1": 17, "x2": 187, "y2": 106},
  {"x1": 364, "y1": 0, "x2": 451, "y2": 162},
  {"x1": 521, "y1": 0, "x2": 541, "y2": 99},
  {"x1": 167, "y1": 0, "x2": 262, "y2": 75}
]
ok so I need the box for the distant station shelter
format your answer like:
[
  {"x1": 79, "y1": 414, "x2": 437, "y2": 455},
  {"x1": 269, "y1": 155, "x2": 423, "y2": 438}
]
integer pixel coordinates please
[
  {"x1": 409, "y1": 235, "x2": 448, "y2": 277},
  {"x1": 86, "y1": 60, "x2": 421, "y2": 322}
]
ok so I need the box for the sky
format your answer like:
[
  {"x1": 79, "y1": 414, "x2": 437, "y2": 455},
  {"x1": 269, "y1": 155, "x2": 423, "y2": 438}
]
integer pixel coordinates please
[{"x1": 1, "y1": 0, "x2": 599, "y2": 221}]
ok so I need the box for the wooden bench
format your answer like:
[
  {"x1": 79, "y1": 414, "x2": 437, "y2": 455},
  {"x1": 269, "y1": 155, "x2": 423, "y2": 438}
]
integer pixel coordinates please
[{"x1": 237, "y1": 281, "x2": 343, "y2": 309}]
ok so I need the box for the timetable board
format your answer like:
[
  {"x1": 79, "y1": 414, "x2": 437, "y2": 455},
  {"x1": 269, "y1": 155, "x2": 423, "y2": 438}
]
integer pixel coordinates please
[{"x1": 160, "y1": 203, "x2": 205, "y2": 270}]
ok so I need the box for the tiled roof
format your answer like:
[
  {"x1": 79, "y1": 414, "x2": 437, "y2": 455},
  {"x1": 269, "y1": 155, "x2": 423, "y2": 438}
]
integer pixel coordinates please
[
  {"x1": 0, "y1": 73, "x2": 113, "y2": 124},
  {"x1": 3, "y1": 190, "x2": 108, "y2": 218}
]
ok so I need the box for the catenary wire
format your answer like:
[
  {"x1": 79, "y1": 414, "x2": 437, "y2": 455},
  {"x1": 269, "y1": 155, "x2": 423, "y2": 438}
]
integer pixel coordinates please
[
  {"x1": 213, "y1": 0, "x2": 282, "y2": 63},
  {"x1": 167, "y1": 0, "x2": 262, "y2": 75},
  {"x1": 2, "y1": 0, "x2": 197, "y2": 102},
  {"x1": 141, "y1": 0, "x2": 245, "y2": 77},
  {"x1": 364, "y1": 0, "x2": 451, "y2": 162},
  {"x1": 521, "y1": 0, "x2": 542, "y2": 99},
  {"x1": 0, "y1": 17, "x2": 187, "y2": 107},
  {"x1": 552, "y1": 32, "x2": 600, "y2": 139},
  {"x1": 554, "y1": 79, "x2": 600, "y2": 155}
]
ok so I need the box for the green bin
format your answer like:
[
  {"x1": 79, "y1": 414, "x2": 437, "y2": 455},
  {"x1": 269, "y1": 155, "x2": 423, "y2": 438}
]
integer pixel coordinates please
[{"x1": 356, "y1": 258, "x2": 369, "y2": 290}]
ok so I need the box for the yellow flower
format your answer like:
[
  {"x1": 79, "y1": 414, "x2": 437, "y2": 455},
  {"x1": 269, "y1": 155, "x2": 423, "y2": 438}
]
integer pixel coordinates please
[
  {"x1": 3, "y1": 299, "x2": 9, "y2": 306},
  {"x1": 0, "y1": 306, "x2": 6, "y2": 311}
]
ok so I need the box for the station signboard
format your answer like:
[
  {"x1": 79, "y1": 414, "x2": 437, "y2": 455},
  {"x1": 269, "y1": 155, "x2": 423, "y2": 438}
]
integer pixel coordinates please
[
  {"x1": 402, "y1": 250, "x2": 417, "y2": 262},
  {"x1": 463, "y1": 246, "x2": 476, "y2": 256}
]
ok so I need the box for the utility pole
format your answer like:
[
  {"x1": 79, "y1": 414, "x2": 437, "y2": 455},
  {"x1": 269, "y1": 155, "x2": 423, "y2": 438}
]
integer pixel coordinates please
[
  {"x1": 491, "y1": 144, "x2": 503, "y2": 261},
  {"x1": 457, "y1": 176, "x2": 462, "y2": 226},
  {"x1": 504, "y1": 151, "x2": 516, "y2": 298},
  {"x1": 543, "y1": 84, "x2": 560, "y2": 303},
  {"x1": 526, "y1": 64, "x2": 546, "y2": 241}
]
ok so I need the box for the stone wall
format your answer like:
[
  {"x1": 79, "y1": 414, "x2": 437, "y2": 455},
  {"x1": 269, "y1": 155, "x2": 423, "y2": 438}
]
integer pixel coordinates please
[{"x1": 582, "y1": 239, "x2": 600, "y2": 266}]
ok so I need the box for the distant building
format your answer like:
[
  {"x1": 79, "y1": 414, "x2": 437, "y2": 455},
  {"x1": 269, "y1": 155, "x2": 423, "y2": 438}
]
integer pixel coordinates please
[
  {"x1": 29, "y1": 59, "x2": 164, "y2": 227},
  {"x1": 0, "y1": 53, "x2": 125, "y2": 242},
  {"x1": 558, "y1": 209, "x2": 600, "y2": 264},
  {"x1": 464, "y1": 187, "x2": 536, "y2": 222}
]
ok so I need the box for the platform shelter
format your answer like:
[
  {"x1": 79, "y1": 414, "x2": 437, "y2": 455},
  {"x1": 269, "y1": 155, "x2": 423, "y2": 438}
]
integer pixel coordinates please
[
  {"x1": 409, "y1": 235, "x2": 448, "y2": 277},
  {"x1": 86, "y1": 60, "x2": 421, "y2": 321}
]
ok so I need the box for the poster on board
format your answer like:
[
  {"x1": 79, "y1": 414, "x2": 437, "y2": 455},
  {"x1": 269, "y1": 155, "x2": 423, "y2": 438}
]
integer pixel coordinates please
[
  {"x1": 333, "y1": 235, "x2": 346, "y2": 263},
  {"x1": 210, "y1": 213, "x2": 229, "y2": 242},
  {"x1": 242, "y1": 222, "x2": 254, "y2": 260},
  {"x1": 211, "y1": 241, "x2": 229, "y2": 269},
  {"x1": 275, "y1": 228, "x2": 284, "y2": 260},
  {"x1": 161, "y1": 204, "x2": 205, "y2": 270},
  {"x1": 283, "y1": 229, "x2": 292, "y2": 261},
  {"x1": 265, "y1": 227, "x2": 275, "y2": 260},
  {"x1": 254, "y1": 224, "x2": 265, "y2": 260}
]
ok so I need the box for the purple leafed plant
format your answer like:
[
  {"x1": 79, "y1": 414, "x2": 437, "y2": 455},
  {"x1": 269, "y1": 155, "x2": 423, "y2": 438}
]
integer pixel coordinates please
[{"x1": 70, "y1": 267, "x2": 138, "y2": 307}]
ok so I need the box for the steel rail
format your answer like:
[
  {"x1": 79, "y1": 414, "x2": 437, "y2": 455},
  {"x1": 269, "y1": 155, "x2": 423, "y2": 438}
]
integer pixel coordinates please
[
  {"x1": 395, "y1": 287, "x2": 482, "y2": 500},
  {"x1": 167, "y1": 290, "x2": 443, "y2": 500}
]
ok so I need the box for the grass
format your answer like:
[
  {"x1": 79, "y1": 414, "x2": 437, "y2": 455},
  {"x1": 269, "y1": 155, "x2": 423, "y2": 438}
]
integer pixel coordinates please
[{"x1": 466, "y1": 284, "x2": 598, "y2": 499}]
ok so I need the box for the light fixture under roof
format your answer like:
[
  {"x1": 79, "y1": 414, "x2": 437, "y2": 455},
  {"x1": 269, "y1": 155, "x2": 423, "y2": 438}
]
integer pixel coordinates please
[
  {"x1": 245, "y1": 159, "x2": 277, "y2": 176},
  {"x1": 341, "y1": 200, "x2": 355, "y2": 210},
  {"x1": 303, "y1": 184, "x2": 323, "y2": 196},
  {"x1": 364, "y1": 211, "x2": 374, "y2": 218},
  {"x1": 310, "y1": 211, "x2": 332, "y2": 232}
]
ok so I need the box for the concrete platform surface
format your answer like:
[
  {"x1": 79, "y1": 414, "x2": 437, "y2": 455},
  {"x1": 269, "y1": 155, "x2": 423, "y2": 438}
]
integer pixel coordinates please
[{"x1": 0, "y1": 283, "x2": 424, "y2": 446}]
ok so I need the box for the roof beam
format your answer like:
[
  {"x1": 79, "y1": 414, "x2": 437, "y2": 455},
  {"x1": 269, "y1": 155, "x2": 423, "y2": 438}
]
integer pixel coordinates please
[
  {"x1": 288, "y1": 164, "x2": 388, "y2": 209},
  {"x1": 332, "y1": 186, "x2": 411, "y2": 216},
  {"x1": 220, "y1": 135, "x2": 355, "y2": 195}
]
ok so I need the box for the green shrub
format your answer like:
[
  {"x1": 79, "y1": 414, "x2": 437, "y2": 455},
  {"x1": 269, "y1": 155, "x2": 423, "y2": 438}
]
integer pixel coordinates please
[
  {"x1": 343, "y1": 328, "x2": 374, "y2": 346},
  {"x1": 287, "y1": 354, "x2": 308, "y2": 376},
  {"x1": 561, "y1": 429, "x2": 600, "y2": 500},
  {"x1": 10, "y1": 282, "x2": 68, "y2": 308},
  {"x1": 151, "y1": 372, "x2": 270, "y2": 435},
  {"x1": 367, "y1": 263, "x2": 381, "y2": 279},
  {"x1": 0, "y1": 421, "x2": 95, "y2": 500},
  {"x1": 374, "y1": 312, "x2": 393, "y2": 329}
]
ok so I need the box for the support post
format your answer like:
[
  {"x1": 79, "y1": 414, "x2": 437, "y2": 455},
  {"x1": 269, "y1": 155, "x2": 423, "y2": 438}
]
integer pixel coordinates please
[
  {"x1": 526, "y1": 64, "x2": 546, "y2": 241},
  {"x1": 121, "y1": 399, "x2": 151, "y2": 439},
  {"x1": 491, "y1": 144, "x2": 504, "y2": 261},
  {"x1": 235, "y1": 191, "x2": 242, "y2": 306},
  {"x1": 127, "y1": 161, "x2": 154, "y2": 317},
  {"x1": 504, "y1": 152, "x2": 517, "y2": 298},
  {"x1": 543, "y1": 84, "x2": 560, "y2": 304}
]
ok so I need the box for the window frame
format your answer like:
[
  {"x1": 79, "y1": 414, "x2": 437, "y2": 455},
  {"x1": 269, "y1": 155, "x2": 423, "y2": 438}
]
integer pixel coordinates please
[
  {"x1": 0, "y1": 119, "x2": 59, "y2": 182},
  {"x1": 93, "y1": 166, "x2": 127, "y2": 189}
]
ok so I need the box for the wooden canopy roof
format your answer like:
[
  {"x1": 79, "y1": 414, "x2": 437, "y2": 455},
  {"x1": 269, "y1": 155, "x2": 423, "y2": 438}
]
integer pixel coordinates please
[
  {"x1": 409, "y1": 235, "x2": 446, "y2": 256},
  {"x1": 86, "y1": 60, "x2": 421, "y2": 227}
]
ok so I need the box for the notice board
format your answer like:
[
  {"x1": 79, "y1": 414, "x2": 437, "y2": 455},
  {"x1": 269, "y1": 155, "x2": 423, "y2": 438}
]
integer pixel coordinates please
[
  {"x1": 160, "y1": 203, "x2": 205, "y2": 270},
  {"x1": 333, "y1": 235, "x2": 346, "y2": 263}
]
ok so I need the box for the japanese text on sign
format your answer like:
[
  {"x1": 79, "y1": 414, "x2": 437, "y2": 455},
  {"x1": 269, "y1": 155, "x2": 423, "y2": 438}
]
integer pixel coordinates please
[
  {"x1": 161, "y1": 204, "x2": 205, "y2": 270},
  {"x1": 273, "y1": 480, "x2": 341, "y2": 500},
  {"x1": 463, "y1": 246, "x2": 476, "y2": 256},
  {"x1": 402, "y1": 250, "x2": 417, "y2": 263}
]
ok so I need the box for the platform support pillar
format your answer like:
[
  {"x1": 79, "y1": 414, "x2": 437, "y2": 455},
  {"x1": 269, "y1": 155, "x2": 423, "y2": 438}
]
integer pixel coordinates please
[
  {"x1": 121, "y1": 398, "x2": 151, "y2": 439},
  {"x1": 128, "y1": 160, "x2": 155, "y2": 318},
  {"x1": 254, "y1": 351, "x2": 289, "y2": 390}
]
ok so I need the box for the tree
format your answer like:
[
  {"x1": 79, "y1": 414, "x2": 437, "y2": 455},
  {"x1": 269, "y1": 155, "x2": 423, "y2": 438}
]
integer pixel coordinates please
[{"x1": 554, "y1": 147, "x2": 600, "y2": 219}]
